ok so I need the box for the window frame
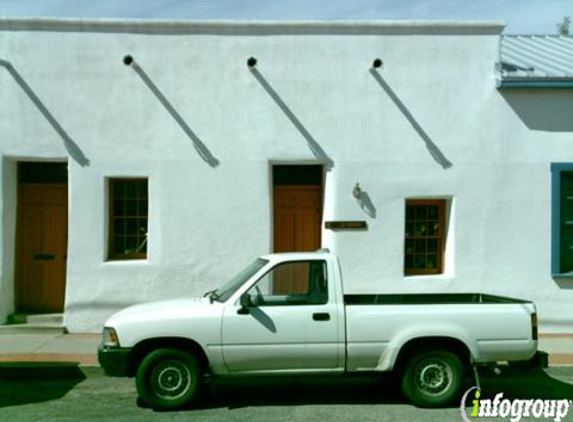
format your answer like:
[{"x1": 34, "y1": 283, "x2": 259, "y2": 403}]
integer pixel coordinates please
[
  {"x1": 404, "y1": 198, "x2": 446, "y2": 276},
  {"x1": 108, "y1": 177, "x2": 149, "y2": 261},
  {"x1": 551, "y1": 163, "x2": 573, "y2": 278},
  {"x1": 246, "y1": 260, "x2": 329, "y2": 306}
]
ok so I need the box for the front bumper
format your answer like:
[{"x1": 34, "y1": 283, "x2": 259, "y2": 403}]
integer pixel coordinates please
[{"x1": 98, "y1": 344, "x2": 132, "y2": 377}]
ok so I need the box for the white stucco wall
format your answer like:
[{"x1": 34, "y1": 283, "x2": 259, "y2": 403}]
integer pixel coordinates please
[{"x1": 1, "y1": 19, "x2": 571, "y2": 332}]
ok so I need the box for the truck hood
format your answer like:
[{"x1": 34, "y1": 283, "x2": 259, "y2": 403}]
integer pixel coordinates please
[{"x1": 105, "y1": 297, "x2": 213, "y2": 327}]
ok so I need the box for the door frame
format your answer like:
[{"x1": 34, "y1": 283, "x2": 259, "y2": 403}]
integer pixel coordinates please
[
  {"x1": 14, "y1": 160, "x2": 69, "y2": 313},
  {"x1": 269, "y1": 162, "x2": 326, "y2": 253}
]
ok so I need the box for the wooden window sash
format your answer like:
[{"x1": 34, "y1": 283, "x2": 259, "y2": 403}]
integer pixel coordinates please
[
  {"x1": 108, "y1": 178, "x2": 148, "y2": 260},
  {"x1": 404, "y1": 199, "x2": 445, "y2": 276}
]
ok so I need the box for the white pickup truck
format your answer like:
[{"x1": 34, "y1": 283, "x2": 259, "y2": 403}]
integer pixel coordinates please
[{"x1": 98, "y1": 251, "x2": 541, "y2": 409}]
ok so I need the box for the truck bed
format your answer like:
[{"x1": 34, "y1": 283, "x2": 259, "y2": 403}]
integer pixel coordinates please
[{"x1": 344, "y1": 293, "x2": 532, "y2": 305}]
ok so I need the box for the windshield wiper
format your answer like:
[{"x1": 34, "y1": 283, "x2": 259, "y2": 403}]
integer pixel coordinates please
[
  {"x1": 203, "y1": 289, "x2": 217, "y2": 298},
  {"x1": 203, "y1": 289, "x2": 219, "y2": 303}
]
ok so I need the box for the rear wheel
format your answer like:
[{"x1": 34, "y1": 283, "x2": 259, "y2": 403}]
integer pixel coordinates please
[
  {"x1": 136, "y1": 348, "x2": 202, "y2": 409},
  {"x1": 401, "y1": 349, "x2": 464, "y2": 407}
]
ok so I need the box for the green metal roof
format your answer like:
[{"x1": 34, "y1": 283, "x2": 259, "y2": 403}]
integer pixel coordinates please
[{"x1": 499, "y1": 34, "x2": 573, "y2": 88}]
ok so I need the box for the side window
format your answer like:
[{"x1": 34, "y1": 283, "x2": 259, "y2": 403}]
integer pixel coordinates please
[
  {"x1": 108, "y1": 178, "x2": 148, "y2": 260},
  {"x1": 247, "y1": 261, "x2": 328, "y2": 306},
  {"x1": 404, "y1": 199, "x2": 446, "y2": 275},
  {"x1": 551, "y1": 164, "x2": 573, "y2": 276}
]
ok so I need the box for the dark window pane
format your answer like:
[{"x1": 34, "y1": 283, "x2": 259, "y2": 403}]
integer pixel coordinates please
[
  {"x1": 426, "y1": 254, "x2": 438, "y2": 269},
  {"x1": 427, "y1": 239, "x2": 438, "y2": 253},
  {"x1": 125, "y1": 236, "x2": 138, "y2": 253},
  {"x1": 113, "y1": 200, "x2": 124, "y2": 216},
  {"x1": 138, "y1": 200, "x2": 148, "y2": 216},
  {"x1": 137, "y1": 218, "x2": 148, "y2": 234},
  {"x1": 405, "y1": 254, "x2": 413, "y2": 269},
  {"x1": 406, "y1": 222, "x2": 413, "y2": 236},
  {"x1": 137, "y1": 181, "x2": 148, "y2": 198},
  {"x1": 137, "y1": 236, "x2": 148, "y2": 254},
  {"x1": 561, "y1": 173, "x2": 573, "y2": 273},
  {"x1": 415, "y1": 223, "x2": 427, "y2": 236},
  {"x1": 406, "y1": 206, "x2": 414, "y2": 220},
  {"x1": 428, "y1": 206, "x2": 438, "y2": 219},
  {"x1": 18, "y1": 162, "x2": 68, "y2": 184},
  {"x1": 405, "y1": 239, "x2": 414, "y2": 254},
  {"x1": 113, "y1": 236, "x2": 125, "y2": 254},
  {"x1": 125, "y1": 182, "x2": 137, "y2": 198},
  {"x1": 110, "y1": 178, "x2": 148, "y2": 260},
  {"x1": 126, "y1": 200, "x2": 137, "y2": 216},
  {"x1": 114, "y1": 218, "x2": 126, "y2": 236},
  {"x1": 273, "y1": 165, "x2": 322, "y2": 186},
  {"x1": 414, "y1": 255, "x2": 425, "y2": 269},
  {"x1": 114, "y1": 181, "x2": 125, "y2": 198},
  {"x1": 415, "y1": 206, "x2": 427, "y2": 220},
  {"x1": 428, "y1": 221, "x2": 439, "y2": 236},
  {"x1": 126, "y1": 218, "x2": 137, "y2": 235},
  {"x1": 405, "y1": 200, "x2": 445, "y2": 275}
]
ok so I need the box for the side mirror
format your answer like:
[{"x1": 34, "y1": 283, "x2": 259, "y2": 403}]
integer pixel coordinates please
[{"x1": 238, "y1": 293, "x2": 253, "y2": 314}]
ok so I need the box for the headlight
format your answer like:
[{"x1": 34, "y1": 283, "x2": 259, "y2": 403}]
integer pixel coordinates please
[{"x1": 102, "y1": 327, "x2": 120, "y2": 347}]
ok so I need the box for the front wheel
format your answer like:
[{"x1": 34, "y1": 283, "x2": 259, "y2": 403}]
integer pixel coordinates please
[
  {"x1": 401, "y1": 349, "x2": 465, "y2": 408},
  {"x1": 136, "y1": 348, "x2": 202, "y2": 410}
]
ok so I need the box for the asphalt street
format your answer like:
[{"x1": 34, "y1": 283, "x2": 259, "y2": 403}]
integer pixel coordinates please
[{"x1": 0, "y1": 366, "x2": 572, "y2": 422}]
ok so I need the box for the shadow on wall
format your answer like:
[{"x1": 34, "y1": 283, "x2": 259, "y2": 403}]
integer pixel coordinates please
[
  {"x1": 126, "y1": 59, "x2": 220, "y2": 168},
  {"x1": 0, "y1": 59, "x2": 90, "y2": 167},
  {"x1": 356, "y1": 191, "x2": 377, "y2": 218},
  {"x1": 249, "y1": 67, "x2": 335, "y2": 171},
  {"x1": 500, "y1": 90, "x2": 573, "y2": 132},
  {"x1": 369, "y1": 68, "x2": 453, "y2": 170}
]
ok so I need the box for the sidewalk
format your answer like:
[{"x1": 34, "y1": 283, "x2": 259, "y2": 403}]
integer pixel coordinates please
[
  {"x1": 0, "y1": 332, "x2": 570, "y2": 367},
  {"x1": 0, "y1": 333, "x2": 100, "y2": 365}
]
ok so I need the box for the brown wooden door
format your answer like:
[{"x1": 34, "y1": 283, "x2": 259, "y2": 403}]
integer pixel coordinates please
[
  {"x1": 273, "y1": 186, "x2": 322, "y2": 253},
  {"x1": 16, "y1": 184, "x2": 68, "y2": 312}
]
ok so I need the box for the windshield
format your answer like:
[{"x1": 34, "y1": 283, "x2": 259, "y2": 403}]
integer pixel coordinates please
[{"x1": 212, "y1": 258, "x2": 268, "y2": 303}]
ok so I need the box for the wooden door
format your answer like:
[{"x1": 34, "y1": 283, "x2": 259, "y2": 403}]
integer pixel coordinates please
[
  {"x1": 16, "y1": 184, "x2": 68, "y2": 312},
  {"x1": 273, "y1": 185, "x2": 322, "y2": 253}
]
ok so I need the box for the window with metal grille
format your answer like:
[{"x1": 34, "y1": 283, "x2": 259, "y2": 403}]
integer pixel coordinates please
[
  {"x1": 109, "y1": 178, "x2": 148, "y2": 260},
  {"x1": 404, "y1": 199, "x2": 445, "y2": 275}
]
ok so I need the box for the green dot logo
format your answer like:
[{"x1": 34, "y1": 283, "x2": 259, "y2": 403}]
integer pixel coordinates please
[{"x1": 460, "y1": 386, "x2": 480, "y2": 422}]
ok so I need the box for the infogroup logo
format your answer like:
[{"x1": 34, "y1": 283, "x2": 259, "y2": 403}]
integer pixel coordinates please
[{"x1": 460, "y1": 387, "x2": 571, "y2": 422}]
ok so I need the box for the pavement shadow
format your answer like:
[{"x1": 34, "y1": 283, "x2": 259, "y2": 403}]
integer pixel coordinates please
[
  {"x1": 193, "y1": 375, "x2": 403, "y2": 410},
  {"x1": 0, "y1": 363, "x2": 86, "y2": 408},
  {"x1": 479, "y1": 367, "x2": 573, "y2": 400},
  {"x1": 144, "y1": 367, "x2": 572, "y2": 412}
]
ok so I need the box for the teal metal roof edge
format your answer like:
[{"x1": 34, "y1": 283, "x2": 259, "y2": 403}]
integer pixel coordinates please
[{"x1": 497, "y1": 80, "x2": 573, "y2": 89}]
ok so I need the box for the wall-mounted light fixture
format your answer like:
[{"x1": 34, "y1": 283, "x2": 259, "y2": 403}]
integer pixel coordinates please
[
  {"x1": 123, "y1": 55, "x2": 134, "y2": 66},
  {"x1": 247, "y1": 57, "x2": 257, "y2": 68},
  {"x1": 352, "y1": 183, "x2": 362, "y2": 199},
  {"x1": 372, "y1": 58, "x2": 383, "y2": 69}
]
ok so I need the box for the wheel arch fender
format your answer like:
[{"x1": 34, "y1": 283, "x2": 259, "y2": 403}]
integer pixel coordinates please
[
  {"x1": 392, "y1": 336, "x2": 473, "y2": 374},
  {"x1": 127, "y1": 337, "x2": 210, "y2": 377}
]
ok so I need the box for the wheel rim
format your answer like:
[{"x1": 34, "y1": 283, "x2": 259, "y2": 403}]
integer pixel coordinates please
[
  {"x1": 413, "y1": 357, "x2": 453, "y2": 396},
  {"x1": 150, "y1": 359, "x2": 192, "y2": 401}
]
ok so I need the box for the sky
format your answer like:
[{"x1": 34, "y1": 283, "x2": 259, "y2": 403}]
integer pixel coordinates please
[{"x1": 0, "y1": 0, "x2": 572, "y2": 34}]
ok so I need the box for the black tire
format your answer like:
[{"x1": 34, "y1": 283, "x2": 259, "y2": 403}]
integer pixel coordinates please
[
  {"x1": 401, "y1": 349, "x2": 465, "y2": 408},
  {"x1": 136, "y1": 348, "x2": 202, "y2": 410}
]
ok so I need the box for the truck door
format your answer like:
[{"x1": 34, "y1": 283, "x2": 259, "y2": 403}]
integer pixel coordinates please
[{"x1": 221, "y1": 259, "x2": 342, "y2": 373}]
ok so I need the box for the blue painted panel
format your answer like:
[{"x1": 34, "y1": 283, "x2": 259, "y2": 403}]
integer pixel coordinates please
[{"x1": 551, "y1": 163, "x2": 573, "y2": 278}]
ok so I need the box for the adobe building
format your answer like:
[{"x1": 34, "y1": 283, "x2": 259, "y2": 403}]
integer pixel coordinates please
[{"x1": 0, "y1": 18, "x2": 571, "y2": 332}]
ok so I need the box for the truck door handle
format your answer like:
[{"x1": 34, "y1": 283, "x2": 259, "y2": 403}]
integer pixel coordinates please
[{"x1": 313, "y1": 313, "x2": 330, "y2": 321}]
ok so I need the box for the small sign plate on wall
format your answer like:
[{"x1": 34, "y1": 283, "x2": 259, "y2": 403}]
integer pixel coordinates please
[{"x1": 324, "y1": 221, "x2": 368, "y2": 230}]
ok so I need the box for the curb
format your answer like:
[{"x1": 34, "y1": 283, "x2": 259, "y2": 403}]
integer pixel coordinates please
[
  {"x1": 0, "y1": 353, "x2": 97, "y2": 365},
  {"x1": 0, "y1": 353, "x2": 571, "y2": 367}
]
